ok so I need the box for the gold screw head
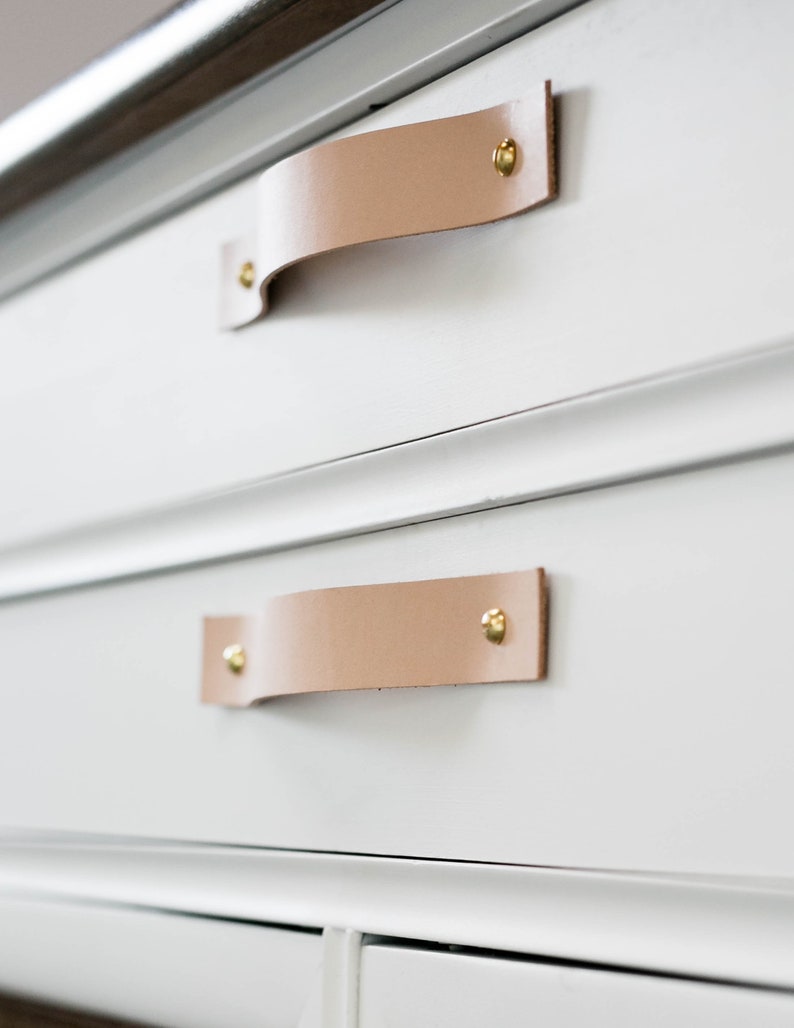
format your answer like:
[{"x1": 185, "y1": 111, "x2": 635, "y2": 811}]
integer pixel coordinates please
[
  {"x1": 481, "y1": 608, "x2": 506, "y2": 645},
  {"x1": 238, "y1": 261, "x2": 256, "y2": 289},
  {"x1": 493, "y1": 138, "x2": 517, "y2": 177},
  {"x1": 223, "y1": 644, "x2": 246, "y2": 674}
]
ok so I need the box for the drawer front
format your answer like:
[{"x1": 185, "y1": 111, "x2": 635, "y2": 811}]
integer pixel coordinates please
[
  {"x1": 0, "y1": 0, "x2": 792, "y2": 544},
  {"x1": 359, "y1": 945, "x2": 794, "y2": 1028},
  {"x1": 0, "y1": 448, "x2": 792, "y2": 875},
  {"x1": 0, "y1": 896, "x2": 322, "y2": 1028}
]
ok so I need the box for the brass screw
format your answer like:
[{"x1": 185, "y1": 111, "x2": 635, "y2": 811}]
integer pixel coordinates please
[
  {"x1": 223, "y1": 644, "x2": 246, "y2": 674},
  {"x1": 238, "y1": 261, "x2": 256, "y2": 289},
  {"x1": 492, "y1": 138, "x2": 517, "y2": 177},
  {"x1": 481, "y1": 608, "x2": 506, "y2": 645}
]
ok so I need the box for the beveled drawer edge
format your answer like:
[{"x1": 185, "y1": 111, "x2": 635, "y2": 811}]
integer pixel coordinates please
[
  {"x1": 1, "y1": 834, "x2": 794, "y2": 991},
  {"x1": 0, "y1": 340, "x2": 792, "y2": 602}
]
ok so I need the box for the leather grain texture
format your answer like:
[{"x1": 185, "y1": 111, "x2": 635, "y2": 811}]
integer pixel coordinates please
[
  {"x1": 221, "y1": 82, "x2": 555, "y2": 325},
  {"x1": 202, "y1": 569, "x2": 547, "y2": 706}
]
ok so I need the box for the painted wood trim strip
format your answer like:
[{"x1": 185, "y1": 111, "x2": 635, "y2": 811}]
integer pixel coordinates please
[
  {"x1": 201, "y1": 570, "x2": 547, "y2": 705},
  {"x1": 0, "y1": 342, "x2": 792, "y2": 603},
  {"x1": 322, "y1": 929, "x2": 362, "y2": 1028},
  {"x1": 221, "y1": 86, "x2": 555, "y2": 325},
  {"x1": 0, "y1": 839, "x2": 793, "y2": 990}
]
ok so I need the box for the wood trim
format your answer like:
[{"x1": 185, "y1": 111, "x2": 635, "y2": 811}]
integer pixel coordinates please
[
  {"x1": 0, "y1": 0, "x2": 391, "y2": 221},
  {"x1": 0, "y1": 342, "x2": 792, "y2": 602},
  {"x1": 1, "y1": 838, "x2": 793, "y2": 991}
]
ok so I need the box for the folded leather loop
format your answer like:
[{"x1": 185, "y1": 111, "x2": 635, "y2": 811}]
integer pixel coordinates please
[
  {"x1": 202, "y1": 569, "x2": 548, "y2": 706},
  {"x1": 220, "y1": 81, "x2": 555, "y2": 326}
]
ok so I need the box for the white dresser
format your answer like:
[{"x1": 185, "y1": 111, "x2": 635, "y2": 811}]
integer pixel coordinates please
[{"x1": 0, "y1": 0, "x2": 793, "y2": 1024}]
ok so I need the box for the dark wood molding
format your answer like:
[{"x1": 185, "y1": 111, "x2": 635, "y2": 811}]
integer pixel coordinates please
[
  {"x1": 0, "y1": 0, "x2": 389, "y2": 221},
  {"x1": 0, "y1": 993, "x2": 140, "y2": 1028}
]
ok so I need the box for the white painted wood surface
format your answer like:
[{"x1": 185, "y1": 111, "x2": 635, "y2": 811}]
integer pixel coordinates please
[
  {"x1": 0, "y1": 340, "x2": 790, "y2": 599},
  {"x1": 0, "y1": 449, "x2": 792, "y2": 875},
  {"x1": 0, "y1": 894, "x2": 322, "y2": 1027},
  {"x1": 322, "y1": 929, "x2": 362, "y2": 1028},
  {"x1": 2, "y1": 840, "x2": 794, "y2": 991},
  {"x1": 1, "y1": 0, "x2": 791, "y2": 1019},
  {"x1": 0, "y1": 0, "x2": 792, "y2": 545},
  {"x1": 359, "y1": 945, "x2": 794, "y2": 1028}
]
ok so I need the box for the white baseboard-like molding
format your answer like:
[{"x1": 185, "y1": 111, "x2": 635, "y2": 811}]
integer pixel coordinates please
[
  {"x1": 0, "y1": 833, "x2": 793, "y2": 991},
  {"x1": 1, "y1": 341, "x2": 793, "y2": 602}
]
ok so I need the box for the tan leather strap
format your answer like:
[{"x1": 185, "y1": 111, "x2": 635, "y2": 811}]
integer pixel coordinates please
[
  {"x1": 221, "y1": 82, "x2": 555, "y2": 325},
  {"x1": 202, "y1": 569, "x2": 547, "y2": 706}
]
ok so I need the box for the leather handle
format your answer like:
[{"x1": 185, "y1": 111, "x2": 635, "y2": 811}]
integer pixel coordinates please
[
  {"x1": 202, "y1": 569, "x2": 547, "y2": 706},
  {"x1": 220, "y1": 82, "x2": 555, "y2": 326}
]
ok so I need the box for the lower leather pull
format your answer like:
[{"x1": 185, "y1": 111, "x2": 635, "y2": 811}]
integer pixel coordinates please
[
  {"x1": 201, "y1": 569, "x2": 548, "y2": 706},
  {"x1": 220, "y1": 82, "x2": 556, "y2": 326}
]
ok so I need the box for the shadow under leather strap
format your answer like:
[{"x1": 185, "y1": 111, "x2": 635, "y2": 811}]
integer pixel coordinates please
[{"x1": 220, "y1": 81, "x2": 555, "y2": 326}]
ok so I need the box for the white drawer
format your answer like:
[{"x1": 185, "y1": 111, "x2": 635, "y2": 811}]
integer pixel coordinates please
[
  {"x1": 359, "y1": 944, "x2": 794, "y2": 1028},
  {"x1": 0, "y1": 0, "x2": 792, "y2": 543},
  {"x1": 0, "y1": 895, "x2": 322, "y2": 1028},
  {"x1": 1, "y1": 445, "x2": 792, "y2": 876}
]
